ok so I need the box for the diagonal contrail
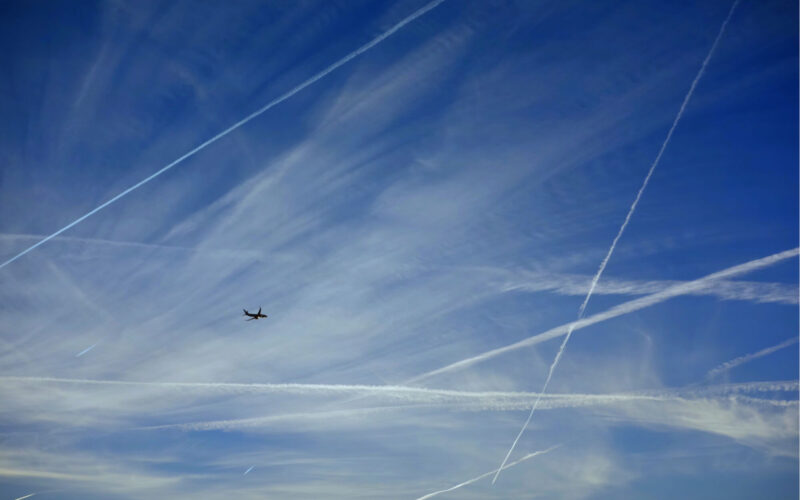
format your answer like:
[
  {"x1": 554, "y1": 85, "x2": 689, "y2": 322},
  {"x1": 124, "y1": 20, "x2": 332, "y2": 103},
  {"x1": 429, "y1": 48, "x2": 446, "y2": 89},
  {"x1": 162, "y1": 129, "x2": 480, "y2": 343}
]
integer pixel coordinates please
[
  {"x1": 417, "y1": 445, "x2": 560, "y2": 500},
  {"x1": 706, "y1": 337, "x2": 799, "y2": 379},
  {"x1": 75, "y1": 343, "x2": 97, "y2": 357},
  {"x1": 409, "y1": 248, "x2": 797, "y2": 384},
  {"x1": 0, "y1": 0, "x2": 448, "y2": 272},
  {"x1": 489, "y1": 0, "x2": 743, "y2": 482}
]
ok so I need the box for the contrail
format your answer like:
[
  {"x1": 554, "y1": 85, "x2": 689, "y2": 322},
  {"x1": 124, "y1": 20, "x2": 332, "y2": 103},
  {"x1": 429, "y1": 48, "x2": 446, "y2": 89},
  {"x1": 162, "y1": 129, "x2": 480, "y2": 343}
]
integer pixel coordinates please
[
  {"x1": 4, "y1": 376, "x2": 794, "y2": 409},
  {"x1": 75, "y1": 343, "x2": 97, "y2": 357},
  {"x1": 150, "y1": 382, "x2": 797, "y2": 432},
  {"x1": 243, "y1": 466, "x2": 254, "y2": 476},
  {"x1": 14, "y1": 494, "x2": 37, "y2": 500},
  {"x1": 502, "y1": 273, "x2": 798, "y2": 305},
  {"x1": 417, "y1": 445, "x2": 560, "y2": 500},
  {"x1": 409, "y1": 248, "x2": 798, "y2": 384},
  {"x1": 0, "y1": 0, "x2": 448, "y2": 272},
  {"x1": 707, "y1": 337, "x2": 799, "y2": 379},
  {"x1": 491, "y1": 0, "x2": 742, "y2": 483}
]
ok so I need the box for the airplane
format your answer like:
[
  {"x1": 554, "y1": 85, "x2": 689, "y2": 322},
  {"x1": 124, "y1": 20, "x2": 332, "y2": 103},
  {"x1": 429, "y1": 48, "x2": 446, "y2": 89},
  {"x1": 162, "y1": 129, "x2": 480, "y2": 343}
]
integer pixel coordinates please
[{"x1": 243, "y1": 307, "x2": 268, "y2": 321}]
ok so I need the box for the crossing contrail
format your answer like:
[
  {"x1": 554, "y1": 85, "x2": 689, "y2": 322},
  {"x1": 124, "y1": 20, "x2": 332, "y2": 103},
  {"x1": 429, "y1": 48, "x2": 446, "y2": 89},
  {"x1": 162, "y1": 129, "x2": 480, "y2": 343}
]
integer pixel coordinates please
[
  {"x1": 417, "y1": 445, "x2": 560, "y2": 499},
  {"x1": 488, "y1": 0, "x2": 744, "y2": 482},
  {"x1": 0, "y1": 0, "x2": 447, "y2": 272},
  {"x1": 409, "y1": 248, "x2": 798, "y2": 385}
]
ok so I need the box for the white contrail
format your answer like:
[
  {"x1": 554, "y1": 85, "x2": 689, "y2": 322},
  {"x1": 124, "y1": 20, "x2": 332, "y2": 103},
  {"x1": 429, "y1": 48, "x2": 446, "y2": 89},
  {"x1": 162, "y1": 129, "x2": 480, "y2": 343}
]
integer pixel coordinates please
[
  {"x1": 74, "y1": 343, "x2": 97, "y2": 357},
  {"x1": 503, "y1": 273, "x2": 798, "y2": 305},
  {"x1": 154, "y1": 379, "x2": 798, "y2": 432},
  {"x1": 4, "y1": 376, "x2": 794, "y2": 409},
  {"x1": 0, "y1": 0, "x2": 447, "y2": 272},
  {"x1": 14, "y1": 494, "x2": 37, "y2": 500},
  {"x1": 707, "y1": 337, "x2": 799, "y2": 379},
  {"x1": 410, "y1": 248, "x2": 798, "y2": 385},
  {"x1": 417, "y1": 444, "x2": 560, "y2": 500},
  {"x1": 493, "y1": 0, "x2": 741, "y2": 479},
  {"x1": 243, "y1": 466, "x2": 254, "y2": 476}
]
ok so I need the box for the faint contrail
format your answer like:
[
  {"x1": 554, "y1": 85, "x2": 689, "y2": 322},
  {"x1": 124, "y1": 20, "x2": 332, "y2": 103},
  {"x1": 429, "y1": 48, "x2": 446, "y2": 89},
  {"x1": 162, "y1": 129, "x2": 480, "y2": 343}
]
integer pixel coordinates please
[
  {"x1": 0, "y1": 0, "x2": 448, "y2": 272},
  {"x1": 410, "y1": 248, "x2": 798, "y2": 385},
  {"x1": 707, "y1": 337, "x2": 799, "y2": 379},
  {"x1": 243, "y1": 466, "x2": 254, "y2": 476},
  {"x1": 491, "y1": 0, "x2": 742, "y2": 483},
  {"x1": 417, "y1": 445, "x2": 560, "y2": 500},
  {"x1": 75, "y1": 343, "x2": 97, "y2": 357}
]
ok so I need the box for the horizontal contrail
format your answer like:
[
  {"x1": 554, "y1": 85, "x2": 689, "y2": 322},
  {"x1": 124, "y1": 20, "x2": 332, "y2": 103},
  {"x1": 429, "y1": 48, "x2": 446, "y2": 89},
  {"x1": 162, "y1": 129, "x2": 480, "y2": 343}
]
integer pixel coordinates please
[
  {"x1": 707, "y1": 337, "x2": 799, "y2": 379},
  {"x1": 14, "y1": 494, "x2": 37, "y2": 500},
  {"x1": 75, "y1": 344, "x2": 97, "y2": 357},
  {"x1": 5, "y1": 375, "x2": 794, "y2": 437},
  {"x1": 408, "y1": 248, "x2": 799, "y2": 384},
  {"x1": 492, "y1": 0, "x2": 743, "y2": 482},
  {"x1": 0, "y1": 376, "x2": 800, "y2": 406},
  {"x1": 0, "y1": 0, "x2": 447, "y2": 272},
  {"x1": 417, "y1": 444, "x2": 560, "y2": 500},
  {"x1": 0, "y1": 232, "x2": 257, "y2": 259},
  {"x1": 144, "y1": 391, "x2": 798, "y2": 432}
]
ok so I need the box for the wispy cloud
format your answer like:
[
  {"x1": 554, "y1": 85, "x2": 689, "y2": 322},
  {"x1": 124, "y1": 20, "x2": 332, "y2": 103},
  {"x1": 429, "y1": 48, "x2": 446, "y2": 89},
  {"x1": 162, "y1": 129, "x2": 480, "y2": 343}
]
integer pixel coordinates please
[
  {"x1": 501, "y1": 271, "x2": 798, "y2": 305},
  {"x1": 0, "y1": 0, "x2": 447, "y2": 272}
]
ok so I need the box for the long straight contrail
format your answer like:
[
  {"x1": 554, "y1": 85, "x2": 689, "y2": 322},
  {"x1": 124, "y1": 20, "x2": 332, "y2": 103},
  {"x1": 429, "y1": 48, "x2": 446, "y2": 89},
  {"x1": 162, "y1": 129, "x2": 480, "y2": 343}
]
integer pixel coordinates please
[
  {"x1": 143, "y1": 381, "x2": 797, "y2": 432},
  {"x1": 707, "y1": 337, "x2": 799, "y2": 379},
  {"x1": 5, "y1": 375, "x2": 793, "y2": 407},
  {"x1": 409, "y1": 248, "x2": 798, "y2": 384},
  {"x1": 0, "y1": 0, "x2": 447, "y2": 272},
  {"x1": 490, "y1": 0, "x2": 742, "y2": 481},
  {"x1": 417, "y1": 445, "x2": 560, "y2": 500}
]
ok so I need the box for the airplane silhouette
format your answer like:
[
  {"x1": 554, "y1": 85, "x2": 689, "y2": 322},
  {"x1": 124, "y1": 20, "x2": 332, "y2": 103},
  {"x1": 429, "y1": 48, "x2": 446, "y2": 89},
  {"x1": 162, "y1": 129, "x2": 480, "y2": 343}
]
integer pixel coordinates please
[{"x1": 243, "y1": 307, "x2": 268, "y2": 321}]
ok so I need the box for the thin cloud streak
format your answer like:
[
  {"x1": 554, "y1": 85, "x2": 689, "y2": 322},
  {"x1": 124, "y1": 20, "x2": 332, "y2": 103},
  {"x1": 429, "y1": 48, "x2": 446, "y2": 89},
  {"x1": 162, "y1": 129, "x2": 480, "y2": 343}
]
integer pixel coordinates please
[
  {"x1": 75, "y1": 344, "x2": 97, "y2": 358},
  {"x1": 0, "y1": 0, "x2": 447, "y2": 271},
  {"x1": 417, "y1": 445, "x2": 561, "y2": 500},
  {"x1": 410, "y1": 248, "x2": 799, "y2": 384},
  {"x1": 243, "y1": 466, "x2": 254, "y2": 476},
  {"x1": 707, "y1": 337, "x2": 799, "y2": 379},
  {"x1": 492, "y1": 0, "x2": 742, "y2": 482}
]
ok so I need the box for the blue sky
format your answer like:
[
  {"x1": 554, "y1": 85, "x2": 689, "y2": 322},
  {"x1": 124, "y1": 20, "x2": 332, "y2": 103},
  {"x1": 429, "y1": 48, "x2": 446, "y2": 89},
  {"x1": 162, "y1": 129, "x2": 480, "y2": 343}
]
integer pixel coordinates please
[{"x1": 0, "y1": 0, "x2": 797, "y2": 498}]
